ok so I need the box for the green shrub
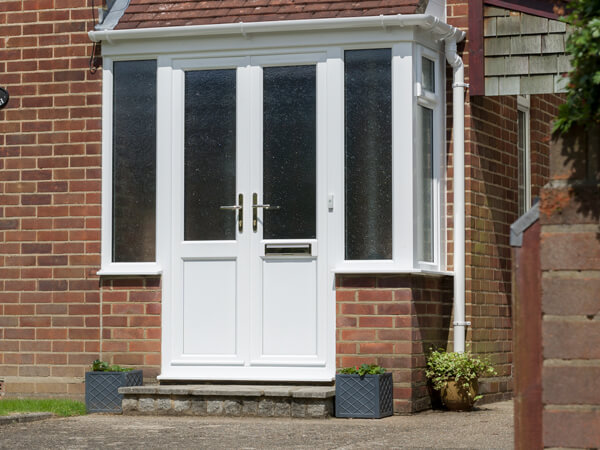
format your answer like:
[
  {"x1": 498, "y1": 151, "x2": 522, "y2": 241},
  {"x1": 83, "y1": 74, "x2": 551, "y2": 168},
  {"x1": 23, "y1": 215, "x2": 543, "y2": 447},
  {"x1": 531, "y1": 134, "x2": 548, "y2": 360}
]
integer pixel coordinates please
[
  {"x1": 553, "y1": 0, "x2": 600, "y2": 134},
  {"x1": 425, "y1": 349, "x2": 496, "y2": 399}
]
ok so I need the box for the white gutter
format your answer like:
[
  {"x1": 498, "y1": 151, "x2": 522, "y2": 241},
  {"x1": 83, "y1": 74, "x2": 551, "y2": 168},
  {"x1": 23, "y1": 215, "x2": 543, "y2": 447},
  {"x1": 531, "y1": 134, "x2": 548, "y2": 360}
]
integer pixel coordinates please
[
  {"x1": 444, "y1": 35, "x2": 469, "y2": 354},
  {"x1": 89, "y1": 12, "x2": 468, "y2": 352},
  {"x1": 89, "y1": 14, "x2": 460, "y2": 42}
]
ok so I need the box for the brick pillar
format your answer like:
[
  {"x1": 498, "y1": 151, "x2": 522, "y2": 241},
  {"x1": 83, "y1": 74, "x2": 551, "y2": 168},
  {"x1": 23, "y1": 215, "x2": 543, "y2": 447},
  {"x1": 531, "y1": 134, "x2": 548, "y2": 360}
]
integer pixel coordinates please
[
  {"x1": 539, "y1": 126, "x2": 600, "y2": 448},
  {"x1": 336, "y1": 274, "x2": 452, "y2": 413}
]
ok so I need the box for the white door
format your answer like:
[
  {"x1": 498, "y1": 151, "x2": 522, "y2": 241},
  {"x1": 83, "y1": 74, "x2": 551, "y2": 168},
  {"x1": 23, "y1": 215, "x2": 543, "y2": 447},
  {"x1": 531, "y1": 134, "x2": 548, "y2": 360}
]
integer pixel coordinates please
[{"x1": 165, "y1": 55, "x2": 332, "y2": 381}]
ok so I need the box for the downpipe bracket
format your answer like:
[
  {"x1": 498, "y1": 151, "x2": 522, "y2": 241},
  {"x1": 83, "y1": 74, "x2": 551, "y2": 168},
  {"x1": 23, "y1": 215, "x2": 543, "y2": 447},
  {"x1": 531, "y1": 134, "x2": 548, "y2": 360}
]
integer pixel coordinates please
[{"x1": 452, "y1": 82, "x2": 470, "y2": 88}]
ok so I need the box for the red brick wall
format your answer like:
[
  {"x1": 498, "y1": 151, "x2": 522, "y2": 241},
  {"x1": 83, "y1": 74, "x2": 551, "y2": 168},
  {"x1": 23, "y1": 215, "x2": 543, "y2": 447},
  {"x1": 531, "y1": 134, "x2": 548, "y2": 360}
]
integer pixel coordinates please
[
  {"x1": 336, "y1": 275, "x2": 453, "y2": 413},
  {"x1": 530, "y1": 94, "x2": 562, "y2": 201},
  {"x1": 100, "y1": 278, "x2": 161, "y2": 378},
  {"x1": 445, "y1": 0, "x2": 564, "y2": 403},
  {"x1": 0, "y1": 0, "x2": 159, "y2": 398}
]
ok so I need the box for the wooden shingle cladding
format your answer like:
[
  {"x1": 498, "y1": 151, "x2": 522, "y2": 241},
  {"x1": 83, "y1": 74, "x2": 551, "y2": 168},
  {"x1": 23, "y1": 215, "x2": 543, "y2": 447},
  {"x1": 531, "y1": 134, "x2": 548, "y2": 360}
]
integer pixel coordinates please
[
  {"x1": 115, "y1": 0, "x2": 430, "y2": 29},
  {"x1": 468, "y1": 0, "x2": 571, "y2": 96},
  {"x1": 483, "y1": 6, "x2": 573, "y2": 96}
]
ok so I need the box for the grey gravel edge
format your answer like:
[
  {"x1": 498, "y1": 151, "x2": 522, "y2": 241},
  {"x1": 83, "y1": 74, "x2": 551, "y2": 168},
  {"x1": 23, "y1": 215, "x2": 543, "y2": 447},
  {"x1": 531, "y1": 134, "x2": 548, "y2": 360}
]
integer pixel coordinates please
[{"x1": 0, "y1": 412, "x2": 53, "y2": 426}]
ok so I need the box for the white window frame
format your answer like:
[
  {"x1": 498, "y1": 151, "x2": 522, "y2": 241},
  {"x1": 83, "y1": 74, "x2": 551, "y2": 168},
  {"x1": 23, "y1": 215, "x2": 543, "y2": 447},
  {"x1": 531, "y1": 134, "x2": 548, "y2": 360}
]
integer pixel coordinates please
[
  {"x1": 517, "y1": 94, "x2": 531, "y2": 216},
  {"x1": 415, "y1": 45, "x2": 444, "y2": 271},
  {"x1": 97, "y1": 56, "x2": 163, "y2": 276},
  {"x1": 98, "y1": 26, "x2": 449, "y2": 276}
]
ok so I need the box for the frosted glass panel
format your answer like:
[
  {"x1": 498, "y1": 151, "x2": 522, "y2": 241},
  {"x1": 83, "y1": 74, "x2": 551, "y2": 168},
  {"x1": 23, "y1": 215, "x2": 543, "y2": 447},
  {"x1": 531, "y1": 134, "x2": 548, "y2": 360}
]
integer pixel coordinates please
[
  {"x1": 112, "y1": 60, "x2": 156, "y2": 262},
  {"x1": 344, "y1": 49, "x2": 392, "y2": 260},
  {"x1": 263, "y1": 65, "x2": 316, "y2": 240},
  {"x1": 417, "y1": 106, "x2": 434, "y2": 262},
  {"x1": 184, "y1": 69, "x2": 236, "y2": 241}
]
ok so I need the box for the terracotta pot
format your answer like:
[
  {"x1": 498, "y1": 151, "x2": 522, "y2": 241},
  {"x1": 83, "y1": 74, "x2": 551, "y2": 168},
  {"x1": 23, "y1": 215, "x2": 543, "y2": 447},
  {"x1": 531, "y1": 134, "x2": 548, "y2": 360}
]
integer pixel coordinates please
[{"x1": 440, "y1": 379, "x2": 478, "y2": 411}]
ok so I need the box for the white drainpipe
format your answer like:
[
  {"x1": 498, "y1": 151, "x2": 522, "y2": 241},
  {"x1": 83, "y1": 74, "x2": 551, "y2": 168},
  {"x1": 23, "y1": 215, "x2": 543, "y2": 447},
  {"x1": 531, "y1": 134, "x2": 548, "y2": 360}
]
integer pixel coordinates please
[{"x1": 444, "y1": 37, "x2": 469, "y2": 353}]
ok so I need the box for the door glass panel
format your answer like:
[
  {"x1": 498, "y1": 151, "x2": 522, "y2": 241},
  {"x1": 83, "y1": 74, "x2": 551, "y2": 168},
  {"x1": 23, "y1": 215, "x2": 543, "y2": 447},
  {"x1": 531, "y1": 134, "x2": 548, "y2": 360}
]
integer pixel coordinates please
[
  {"x1": 344, "y1": 49, "x2": 392, "y2": 260},
  {"x1": 184, "y1": 69, "x2": 236, "y2": 241},
  {"x1": 263, "y1": 65, "x2": 316, "y2": 239}
]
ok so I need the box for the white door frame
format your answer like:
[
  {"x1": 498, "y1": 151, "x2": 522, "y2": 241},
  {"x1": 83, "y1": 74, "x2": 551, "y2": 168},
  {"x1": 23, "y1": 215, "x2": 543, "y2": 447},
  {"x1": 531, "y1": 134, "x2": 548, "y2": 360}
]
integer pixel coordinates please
[{"x1": 159, "y1": 51, "x2": 336, "y2": 381}]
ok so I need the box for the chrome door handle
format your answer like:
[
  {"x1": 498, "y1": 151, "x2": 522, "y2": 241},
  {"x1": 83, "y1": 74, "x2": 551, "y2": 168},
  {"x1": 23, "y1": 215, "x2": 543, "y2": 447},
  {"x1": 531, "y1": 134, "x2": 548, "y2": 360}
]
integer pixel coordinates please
[
  {"x1": 252, "y1": 193, "x2": 280, "y2": 232},
  {"x1": 220, "y1": 193, "x2": 243, "y2": 232}
]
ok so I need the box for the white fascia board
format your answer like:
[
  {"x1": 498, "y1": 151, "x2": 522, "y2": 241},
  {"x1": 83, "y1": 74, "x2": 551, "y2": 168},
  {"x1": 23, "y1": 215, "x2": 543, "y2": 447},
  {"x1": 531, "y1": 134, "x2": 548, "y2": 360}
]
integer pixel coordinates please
[{"x1": 89, "y1": 14, "x2": 465, "y2": 45}]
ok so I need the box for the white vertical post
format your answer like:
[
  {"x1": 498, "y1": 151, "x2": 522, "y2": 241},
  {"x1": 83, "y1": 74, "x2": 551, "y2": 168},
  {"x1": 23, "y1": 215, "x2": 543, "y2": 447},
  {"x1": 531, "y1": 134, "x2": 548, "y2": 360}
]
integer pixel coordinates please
[{"x1": 445, "y1": 36, "x2": 468, "y2": 353}]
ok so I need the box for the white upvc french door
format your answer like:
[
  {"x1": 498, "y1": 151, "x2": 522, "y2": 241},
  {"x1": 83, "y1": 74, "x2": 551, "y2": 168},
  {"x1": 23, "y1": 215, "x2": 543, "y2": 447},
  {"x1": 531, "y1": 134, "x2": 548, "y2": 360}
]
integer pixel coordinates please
[{"x1": 163, "y1": 53, "x2": 332, "y2": 381}]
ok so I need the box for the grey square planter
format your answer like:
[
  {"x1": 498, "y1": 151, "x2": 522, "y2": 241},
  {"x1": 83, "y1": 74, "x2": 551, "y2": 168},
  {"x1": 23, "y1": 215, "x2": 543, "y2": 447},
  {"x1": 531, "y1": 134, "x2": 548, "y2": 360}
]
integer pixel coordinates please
[
  {"x1": 335, "y1": 372, "x2": 393, "y2": 418},
  {"x1": 85, "y1": 370, "x2": 143, "y2": 413}
]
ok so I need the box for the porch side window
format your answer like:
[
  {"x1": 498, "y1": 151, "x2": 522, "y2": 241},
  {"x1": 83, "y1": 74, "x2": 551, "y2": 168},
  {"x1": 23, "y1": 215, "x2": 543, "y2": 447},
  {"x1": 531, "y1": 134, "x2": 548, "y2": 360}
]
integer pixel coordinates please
[
  {"x1": 112, "y1": 60, "x2": 157, "y2": 262},
  {"x1": 344, "y1": 49, "x2": 392, "y2": 260},
  {"x1": 416, "y1": 56, "x2": 436, "y2": 263}
]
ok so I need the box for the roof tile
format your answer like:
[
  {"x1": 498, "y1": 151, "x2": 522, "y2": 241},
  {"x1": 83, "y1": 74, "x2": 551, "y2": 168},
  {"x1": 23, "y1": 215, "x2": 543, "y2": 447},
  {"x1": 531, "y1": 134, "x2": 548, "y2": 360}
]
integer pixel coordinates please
[{"x1": 115, "y1": 0, "x2": 427, "y2": 29}]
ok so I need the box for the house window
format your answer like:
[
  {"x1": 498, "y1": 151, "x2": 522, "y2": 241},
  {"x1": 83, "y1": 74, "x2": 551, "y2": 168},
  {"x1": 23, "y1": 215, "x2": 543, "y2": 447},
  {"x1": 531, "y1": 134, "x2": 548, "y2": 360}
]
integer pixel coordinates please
[
  {"x1": 99, "y1": 59, "x2": 161, "y2": 275},
  {"x1": 416, "y1": 55, "x2": 440, "y2": 265},
  {"x1": 112, "y1": 60, "x2": 157, "y2": 262},
  {"x1": 344, "y1": 49, "x2": 392, "y2": 260},
  {"x1": 517, "y1": 95, "x2": 531, "y2": 216}
]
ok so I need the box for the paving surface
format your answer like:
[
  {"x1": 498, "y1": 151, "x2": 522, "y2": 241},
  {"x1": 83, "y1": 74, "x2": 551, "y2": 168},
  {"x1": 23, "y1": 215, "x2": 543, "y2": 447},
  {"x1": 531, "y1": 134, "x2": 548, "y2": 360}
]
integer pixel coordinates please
[{"x1": 0, "y1": 400, "x2": 513, "y2": 449}]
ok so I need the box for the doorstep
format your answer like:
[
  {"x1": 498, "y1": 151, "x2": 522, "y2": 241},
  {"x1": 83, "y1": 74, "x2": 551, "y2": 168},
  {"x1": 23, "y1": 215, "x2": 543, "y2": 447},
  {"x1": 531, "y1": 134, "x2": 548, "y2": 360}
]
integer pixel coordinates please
[{"x1": 119, "y1": 384, "x2": 335, "y2": 418}]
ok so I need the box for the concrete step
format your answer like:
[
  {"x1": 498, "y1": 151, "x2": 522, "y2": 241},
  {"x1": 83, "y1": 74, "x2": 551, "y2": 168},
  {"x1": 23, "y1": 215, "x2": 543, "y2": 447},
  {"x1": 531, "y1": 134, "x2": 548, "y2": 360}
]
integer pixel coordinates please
[{"x1": 119, "y1": 384, "x2": 335, "y2": 418}]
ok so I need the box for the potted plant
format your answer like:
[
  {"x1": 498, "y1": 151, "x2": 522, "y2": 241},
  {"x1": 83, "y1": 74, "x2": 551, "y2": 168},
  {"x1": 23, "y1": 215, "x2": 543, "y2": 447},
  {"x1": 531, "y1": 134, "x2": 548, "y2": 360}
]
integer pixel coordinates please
[
  {"x1": 335, "y1": 364, "x2": 393, "y2": 418},
  {"x1": 85, "y1": 360, "x2": 143, "y2": 413},
  {"x1": 425, "y1": 349, "x2": 497, "y2": 411}
]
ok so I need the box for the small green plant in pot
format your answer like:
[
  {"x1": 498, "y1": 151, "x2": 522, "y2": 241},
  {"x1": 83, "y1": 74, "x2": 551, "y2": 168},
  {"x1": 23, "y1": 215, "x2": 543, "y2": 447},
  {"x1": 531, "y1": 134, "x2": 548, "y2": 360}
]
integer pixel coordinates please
[
  {"x1": 425, "y1": 349, "x2": 496, "y2": 411},
  {"x1": 335, "y1": 364, "x2": 393, "y2": 418},
  {"x1": 85, "y1": 360, "x2": 143, "y2": 413}
]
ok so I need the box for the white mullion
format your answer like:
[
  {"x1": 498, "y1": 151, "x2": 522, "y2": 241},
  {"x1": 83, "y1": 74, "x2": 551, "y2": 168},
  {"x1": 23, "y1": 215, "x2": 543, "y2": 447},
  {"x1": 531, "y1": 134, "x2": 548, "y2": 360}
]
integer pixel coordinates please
[
  {"x1": 326, "y1": 48, "x2": 344, "y2": 273},
  {"x1": 249, "y1": 64, "x2": 263, "y2": 364},
  {"x1": 393, "y1": 42, "x2": 415, "y2": 268},
  {"x1": 100, "y1": 58, "x2": 113, "y2": 272}
]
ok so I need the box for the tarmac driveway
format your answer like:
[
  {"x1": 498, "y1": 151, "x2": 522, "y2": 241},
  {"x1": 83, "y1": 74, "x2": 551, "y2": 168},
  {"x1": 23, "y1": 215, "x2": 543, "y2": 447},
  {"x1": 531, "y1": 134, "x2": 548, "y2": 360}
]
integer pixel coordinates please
[{"x1": 0, "y1": 400, "x2": 513, "y2": 449}]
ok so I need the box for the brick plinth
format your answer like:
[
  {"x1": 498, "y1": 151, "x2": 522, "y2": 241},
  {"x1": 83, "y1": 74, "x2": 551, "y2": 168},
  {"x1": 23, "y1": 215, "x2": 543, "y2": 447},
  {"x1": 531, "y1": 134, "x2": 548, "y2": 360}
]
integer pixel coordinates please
[{"x1": 335, "y1": 274, "x2": 453, "y2": 413}]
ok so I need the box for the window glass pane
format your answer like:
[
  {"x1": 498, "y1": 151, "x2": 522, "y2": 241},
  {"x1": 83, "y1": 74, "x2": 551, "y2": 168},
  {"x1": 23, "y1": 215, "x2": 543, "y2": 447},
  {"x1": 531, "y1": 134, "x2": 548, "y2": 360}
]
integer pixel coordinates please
[
  {"x1": 422, "y1": 57, "x2": 435, "y2": 92},
  {"x1": 112, "y1": 60, "x2": 156, "y2": 262},
  {"x1": 417, "y1": 106, "x2": 434, "y2": 262},
  {"x1": 263, "y1": 65, "x2": 316, "y2": 240},
  {"x1": 344, "y1": 49, "x2": 392, "y2": 260},
  {"x1": 184, "y1": 69, "x2": 237, "y2": 241}
]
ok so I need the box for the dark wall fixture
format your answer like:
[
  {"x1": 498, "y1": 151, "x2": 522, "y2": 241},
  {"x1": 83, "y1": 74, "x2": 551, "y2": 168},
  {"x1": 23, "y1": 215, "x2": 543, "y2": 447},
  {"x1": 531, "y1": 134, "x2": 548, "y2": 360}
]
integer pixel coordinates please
[{"x1": 0, "y1": 87, "x2": 9, "y2": 110}]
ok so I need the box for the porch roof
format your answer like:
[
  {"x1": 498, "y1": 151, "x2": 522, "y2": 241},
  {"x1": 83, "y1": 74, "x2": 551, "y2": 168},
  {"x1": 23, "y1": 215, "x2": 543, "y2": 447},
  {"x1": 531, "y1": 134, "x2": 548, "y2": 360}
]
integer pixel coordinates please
[{"x1": 113, "y1": 0, "x2": 429, "y2": 30}]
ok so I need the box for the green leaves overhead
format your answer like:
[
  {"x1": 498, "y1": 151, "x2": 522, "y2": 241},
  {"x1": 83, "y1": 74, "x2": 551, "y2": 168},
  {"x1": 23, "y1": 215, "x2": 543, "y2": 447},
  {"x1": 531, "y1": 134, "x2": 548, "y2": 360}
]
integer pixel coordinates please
[{"x1": 554, "y1": 0, "x2": 600, "y2": 134}]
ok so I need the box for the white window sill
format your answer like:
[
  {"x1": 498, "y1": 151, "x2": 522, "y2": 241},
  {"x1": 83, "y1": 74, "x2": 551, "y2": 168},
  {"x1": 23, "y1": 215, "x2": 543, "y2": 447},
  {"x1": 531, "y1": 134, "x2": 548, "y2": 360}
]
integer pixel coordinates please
[
  {"x1": 97, "y1": 263, "x2": 163, "y2": 276},
  {"x1": 332, "y1": 266, "x2": 453, "y2": 276}
]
